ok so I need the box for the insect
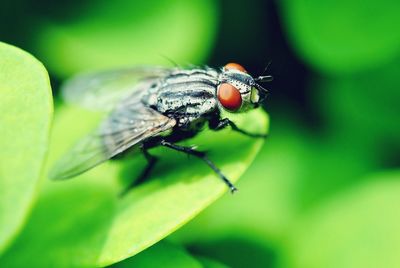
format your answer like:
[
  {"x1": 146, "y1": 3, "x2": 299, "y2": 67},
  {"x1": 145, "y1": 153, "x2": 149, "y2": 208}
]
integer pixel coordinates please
[{"x1": 49, "y1": 63, "x2": 272, "y2": 193}]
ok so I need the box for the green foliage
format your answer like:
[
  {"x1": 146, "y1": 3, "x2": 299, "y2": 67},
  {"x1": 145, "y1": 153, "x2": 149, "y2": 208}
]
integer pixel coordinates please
[
  {"x1": 279, "y1": 0, "x2": 400, "y2": 74},
  {"x1": 0, "y1": 42, "x2": 53, "y2": 254},
  {"x1": 316, "y1": 57, "x2": 400, "y2": 146},
  {"x1": 1, "y1": 0, "x2": 400, "y2": 267},
  {"x1": 33, "y1": 0, "x2": 218, "y2": 77},
  {"x1": 0, "y1": 105, "x2": 268, "y2": 266},
  {"x1": 284, "y1": 170, "x2": 400, "y2": 268}
]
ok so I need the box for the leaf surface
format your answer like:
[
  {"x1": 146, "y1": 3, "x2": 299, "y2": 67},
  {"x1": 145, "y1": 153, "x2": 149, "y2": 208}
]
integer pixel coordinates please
[{"x1": 0, "y1": 42, "x2": 52, "y2": 253}]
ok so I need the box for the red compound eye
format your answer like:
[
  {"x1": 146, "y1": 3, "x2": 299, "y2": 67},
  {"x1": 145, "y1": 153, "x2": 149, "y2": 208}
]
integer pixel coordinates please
[
  {"x1": 224, "y1": 62, "x2": 247, "y2": 73},
  {"x1": 218, "y1": 83, "x2": 242, "y2": 111}
]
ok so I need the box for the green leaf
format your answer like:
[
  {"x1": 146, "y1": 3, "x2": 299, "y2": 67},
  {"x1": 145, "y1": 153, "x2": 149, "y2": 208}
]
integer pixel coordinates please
[
  {"x1": 279, "y1": 0, "x2": 400, "y2": 74},
  {"x1": 112, "y1": 241, "x2": 202, "y2": 268},
  {"x1": 33, "y1": 0, "x2": 218, "y2": 77},
  {"x1": 284, "y1": 170, "x2": 400, "y2": 268},
  {"x1": 0, "y1": 105, "x2": 268, "y2": 266},
  {"x1": 0, "y1": 42, "x2": 52, "y2": 254}
]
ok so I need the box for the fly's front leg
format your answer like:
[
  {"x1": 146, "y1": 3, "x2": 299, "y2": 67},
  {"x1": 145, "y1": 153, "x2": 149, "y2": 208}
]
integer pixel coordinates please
[
  {"x1": 212, "y1": 118, "x2": 267, "y2": 138},
  {"x1": 119, "y1": 147, "x2": 158, "y2": 197},
  {"x1": 159, "y1": 140, "x2": 238, "y2": 193}
]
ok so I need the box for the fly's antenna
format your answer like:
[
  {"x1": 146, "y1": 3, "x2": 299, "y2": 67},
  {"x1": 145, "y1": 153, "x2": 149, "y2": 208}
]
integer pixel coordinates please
[
  {"x1": 261, "y1": 60, "x2": 272, "y2": 76},
  {"x1": 254, "y1": 73, "x2": 273, "y2": 95},
  {"x1": 254, "y1": 75, "x2": 273, "y2": 83},
  {"x1": 255, "y1": 60, "x2": 273, "y2": 87}
]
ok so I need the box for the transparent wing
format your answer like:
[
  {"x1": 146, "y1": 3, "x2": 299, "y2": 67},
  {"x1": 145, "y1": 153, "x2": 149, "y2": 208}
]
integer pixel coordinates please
[
  {"x1": 49, "y1": 98, "x2": 176, "y2": 180},
  {"x1": 61, "y1": 66, "x2": 172, "y2": 110}
]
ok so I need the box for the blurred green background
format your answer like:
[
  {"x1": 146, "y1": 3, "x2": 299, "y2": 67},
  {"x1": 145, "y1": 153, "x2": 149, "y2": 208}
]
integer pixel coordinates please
[{"x1": 1, "y1": 0, "x2": 400, "y2": 267}]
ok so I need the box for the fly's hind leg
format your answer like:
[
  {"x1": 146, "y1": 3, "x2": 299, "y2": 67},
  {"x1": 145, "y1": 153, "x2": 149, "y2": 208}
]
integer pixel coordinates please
[
  {"x1": 159, "y1": 140, "x2": 238, "y2": 193},
  {"x1": 119, "y1": 147, "x2": 158, "y2": 197}
]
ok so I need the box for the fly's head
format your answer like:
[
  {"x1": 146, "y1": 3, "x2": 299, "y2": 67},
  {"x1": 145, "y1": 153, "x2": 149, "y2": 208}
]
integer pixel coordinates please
[{"x1": 217, "y1": 63, "x2": 272, "y2": 113}]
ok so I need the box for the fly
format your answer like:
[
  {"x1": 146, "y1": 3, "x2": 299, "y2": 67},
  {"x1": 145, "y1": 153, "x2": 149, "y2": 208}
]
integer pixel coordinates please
[{"x1": 49, "y1": 63, "x2": 272, "y2": 194}]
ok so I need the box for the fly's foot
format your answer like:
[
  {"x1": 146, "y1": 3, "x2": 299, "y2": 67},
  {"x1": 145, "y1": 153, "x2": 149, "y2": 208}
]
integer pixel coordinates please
[{"x1": 230, "y1": 185, "x2": 238, "y2": 194}]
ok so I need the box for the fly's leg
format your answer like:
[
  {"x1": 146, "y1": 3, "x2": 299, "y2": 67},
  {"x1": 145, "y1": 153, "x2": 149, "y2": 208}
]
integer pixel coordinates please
[
  {"x1": 135, "y1": 148, "x2": 158, "y2": 185},
  {"x1": 119, "y1": 148, "x2": 158, "y2": 197},
  {"x1": 213, "y1": 118, "x2": 267, "y2": 138},
  {"x1": 160, "y1": 140, "x2": 238, "y2": 193}
]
